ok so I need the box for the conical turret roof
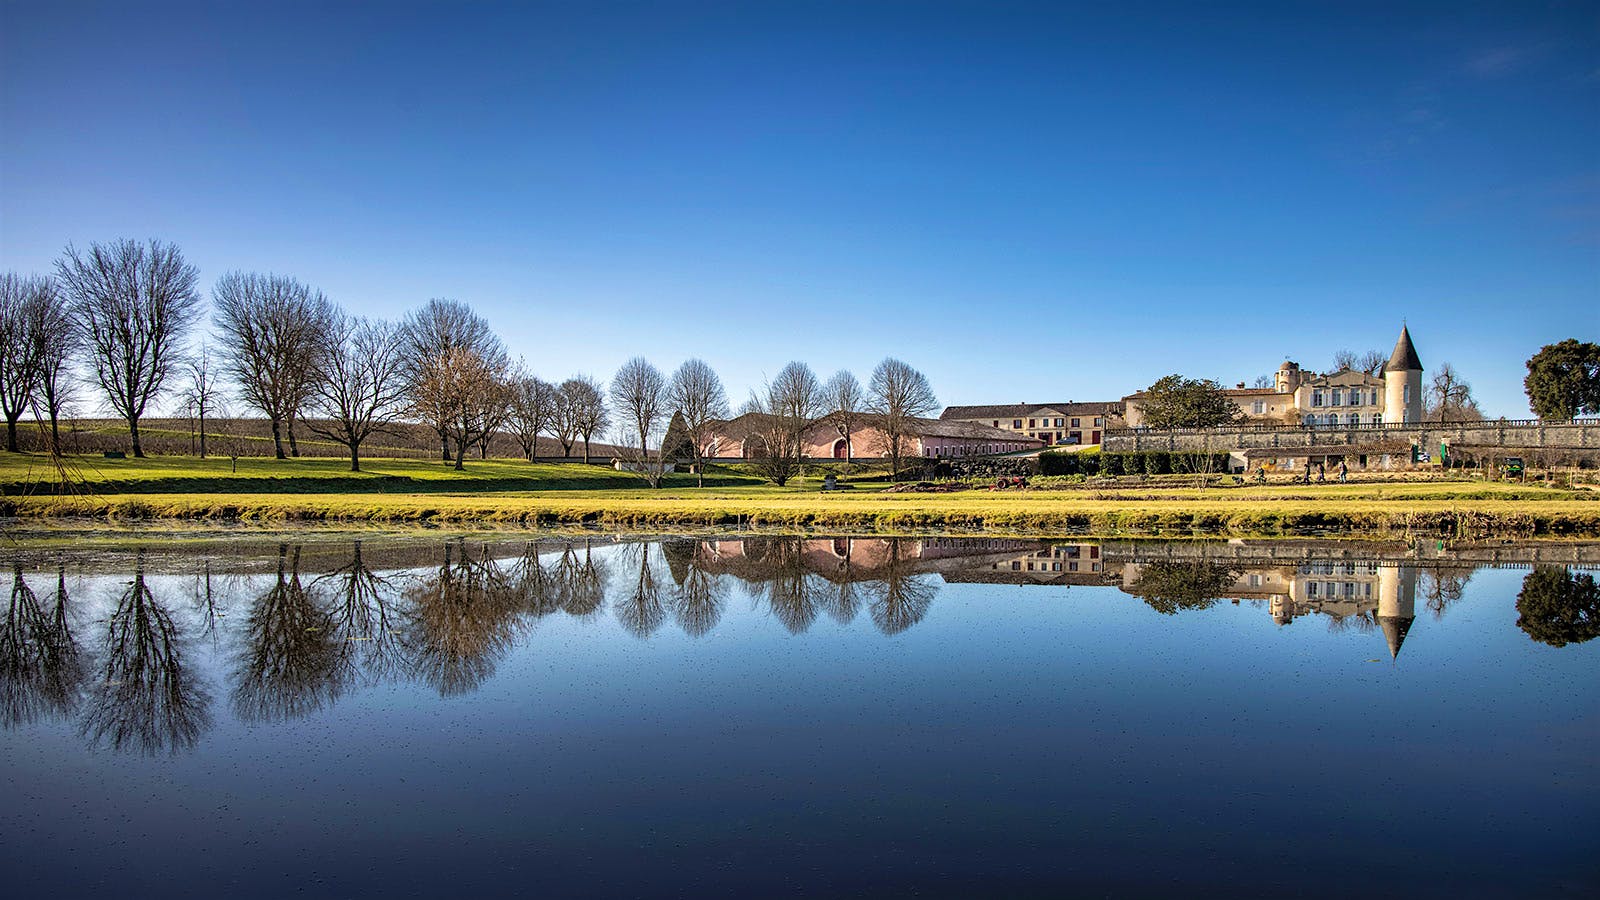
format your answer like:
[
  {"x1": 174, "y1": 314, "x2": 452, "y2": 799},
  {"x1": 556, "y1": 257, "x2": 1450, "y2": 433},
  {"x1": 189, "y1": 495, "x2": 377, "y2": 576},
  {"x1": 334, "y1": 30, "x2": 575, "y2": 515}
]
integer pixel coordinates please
[
  {"x1": 1384, "y1": 325, "x2": 1423, "y2": 373},
  {"x1": 1378, "y1": 615, "x2": 1413, "y2": 660}
]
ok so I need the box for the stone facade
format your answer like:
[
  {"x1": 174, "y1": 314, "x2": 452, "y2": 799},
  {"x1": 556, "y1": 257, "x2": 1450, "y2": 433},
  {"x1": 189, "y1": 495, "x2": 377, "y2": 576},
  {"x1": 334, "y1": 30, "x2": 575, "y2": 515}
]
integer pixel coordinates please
[
  {"x1": 938, "y1": 401, "x2": 1124, "y2": 446},
  {"x1": 703, "y1": 413, "x2": 1041, "y2": 461}
]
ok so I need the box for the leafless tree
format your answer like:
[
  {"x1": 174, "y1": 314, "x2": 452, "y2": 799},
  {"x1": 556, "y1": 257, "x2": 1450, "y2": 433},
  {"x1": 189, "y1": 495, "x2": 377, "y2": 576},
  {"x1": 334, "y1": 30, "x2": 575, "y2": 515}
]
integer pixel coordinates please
[
  {"x1": 562, "y1": 375, "x2": 608, "y2": 463},
  {"x1": 668, "y1": 358, "x2": 728, "y2": 487},
  {"x1": 305, "y1": 315, "x2": 408, "y2": 472},
  {"x1": 611, "y1": 357, "x2": 670, "y2": 487},
  {"x1": 1331, "y1": 349, "x2": 1386, "y2": 376},
  {"x1": 1, "y1": 563, "x2": 84, "y2": 726},
  {"x1": 411, "y1": 346, "x2": 509, "y2": 469},
  {"x1": 231, "y1": 545, "x2": 345, "y2": 723},
  {"x1": 509, "y1": 373, "x2": 557, "y2": 461},
  {"x1": 822, "y1": 369, "x2": 863, "y2": 468},
  {"x1": 28, "y1": 280, "x2": 77, "y2": 454},
  {"x1": 0, "y1": 273, "x2": 49, "y2": 451},
  {"x1": 212, "y1": 272, "x2": 335, "y2": 459},
  {"x1": 743, "y1": 361, "x2": 823, "y2": 486},
  {"x1": 1251, "y1": 373, "x2": 1274, "y2": 389},
  {"x1": 867, "y1": 357, "x2": 938, "y2": 481},
  {"x1": 614, "y1": 543, "x2": 667, "y2": 639},
  {"x1": 400, "y1": 298, "x2": 507, "y2": 462},
  {"x1": 1426, "y1": 362, "x2": 1483, "y2": 423},
  {"x1": 180, "y1": 343, "x2": 221, "y2": 458},
  {"x1": 551, "y1": 380, "x2": 581, "y2": 457},
  {"x1": 54, "y1": 239, "x2": 202, "y2": 457},
  {"x1": 473, "y1": 373, "x2": 516, "y2": 459}
]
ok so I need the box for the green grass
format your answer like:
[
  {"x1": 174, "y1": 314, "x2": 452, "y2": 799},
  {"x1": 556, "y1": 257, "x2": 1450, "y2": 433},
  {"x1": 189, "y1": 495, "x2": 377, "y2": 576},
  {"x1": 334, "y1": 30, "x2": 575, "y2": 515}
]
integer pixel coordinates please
[
  {"x1": 2, "y1": 452, "x2": 1595, "y2": 537},
  {"x1": 0, "y1": 452, "x2": 766, "y2": 494}
]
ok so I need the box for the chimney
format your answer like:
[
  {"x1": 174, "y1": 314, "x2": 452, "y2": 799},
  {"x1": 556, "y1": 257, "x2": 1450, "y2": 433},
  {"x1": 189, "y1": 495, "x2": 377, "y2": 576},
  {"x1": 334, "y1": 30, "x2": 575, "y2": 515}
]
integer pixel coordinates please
[{"x1": 1236, "y1": 382, "x2": 1246, "y2": 389}]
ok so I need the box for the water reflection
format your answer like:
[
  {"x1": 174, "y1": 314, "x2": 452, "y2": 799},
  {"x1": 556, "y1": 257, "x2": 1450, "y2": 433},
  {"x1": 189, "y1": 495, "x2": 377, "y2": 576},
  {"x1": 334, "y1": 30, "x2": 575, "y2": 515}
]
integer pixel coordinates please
[
  {"x1": 80, "y1": 553, "x2": 212, "y2": 754},
  {"x1": 4, "y1": 536, "x2": 1597, "y2": 752},
  {"x1": 1516, "y1": 567, "x2": 1600, "y2": 648}
]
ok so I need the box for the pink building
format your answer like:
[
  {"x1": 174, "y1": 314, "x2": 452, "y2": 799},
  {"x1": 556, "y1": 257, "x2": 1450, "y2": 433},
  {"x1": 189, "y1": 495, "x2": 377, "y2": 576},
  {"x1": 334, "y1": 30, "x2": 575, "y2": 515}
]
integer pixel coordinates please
[{"x1": 704, "y1": 413, "x2": 1041, "y2": 460}]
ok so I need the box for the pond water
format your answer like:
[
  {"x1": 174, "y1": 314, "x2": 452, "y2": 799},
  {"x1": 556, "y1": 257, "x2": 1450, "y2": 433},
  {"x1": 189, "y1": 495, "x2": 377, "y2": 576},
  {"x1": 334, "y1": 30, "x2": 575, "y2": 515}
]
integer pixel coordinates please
[{"x1": 1, "y1": 534, "x2": 1596, "y2": 897}]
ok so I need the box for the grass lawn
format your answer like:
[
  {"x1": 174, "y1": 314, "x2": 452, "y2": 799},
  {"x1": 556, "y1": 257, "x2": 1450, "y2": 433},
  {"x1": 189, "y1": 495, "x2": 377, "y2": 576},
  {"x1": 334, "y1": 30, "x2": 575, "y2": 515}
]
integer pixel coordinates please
[{"x1": 1, "y1": 452, "x2": 1594, "y2": 536}]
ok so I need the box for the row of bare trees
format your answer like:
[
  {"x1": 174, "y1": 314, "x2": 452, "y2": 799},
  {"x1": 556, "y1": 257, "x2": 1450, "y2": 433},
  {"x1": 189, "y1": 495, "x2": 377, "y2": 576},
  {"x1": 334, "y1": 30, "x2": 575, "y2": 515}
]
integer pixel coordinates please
[{"x1": 2, "y1": 239, "x2": 942, "y2": 482}]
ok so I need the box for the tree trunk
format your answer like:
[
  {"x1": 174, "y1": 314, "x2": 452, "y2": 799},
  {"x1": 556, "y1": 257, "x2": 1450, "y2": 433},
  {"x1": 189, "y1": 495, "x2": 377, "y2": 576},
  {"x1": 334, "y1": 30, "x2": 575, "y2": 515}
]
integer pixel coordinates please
[
  {"x1": 271, "y1": 418, "x2": 287, "y2": 460},
  {"x1": 349, "y1": 442, "x2": 361, "y2": 472},
  {"x1": 454, "y1": 437, "x2": 466, "y2": 470},
  {"x1": 582, "y1": 437, "x2": 591, "y2": 464},
  {"x1": 47, "y1": 412, "x2": 60, "y2": 456},
  {"x1": 287, "y1": 416, "x2": 299, "y2": 457},
  {"x1": 4, "y1": 416, "x2": 17, "y2": 452},
  {"x1": 197, "y1": 411, "x2": 207, "y2": 459},
  {"x1": 129, "y1": 417, "x2": 144, "y2": 458}
]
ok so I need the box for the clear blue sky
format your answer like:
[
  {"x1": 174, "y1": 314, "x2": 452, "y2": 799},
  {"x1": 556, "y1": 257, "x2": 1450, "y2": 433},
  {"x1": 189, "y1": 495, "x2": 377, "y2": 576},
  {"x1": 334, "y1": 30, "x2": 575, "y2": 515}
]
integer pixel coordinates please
[{"x1": 3, "y1": 0, "x2": 1596, "y2": 417}]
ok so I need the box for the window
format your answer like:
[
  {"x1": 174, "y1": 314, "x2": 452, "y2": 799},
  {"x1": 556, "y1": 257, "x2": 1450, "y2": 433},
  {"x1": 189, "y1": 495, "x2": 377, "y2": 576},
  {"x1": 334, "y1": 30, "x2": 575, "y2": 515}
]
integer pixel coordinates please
[
  {"x1": 1347, "y1": 413, "x2": 1359, "y2": 425},
  {"x1": 1028, "y1": 419, "x2": 1036, "y2": 428},
  {"x1": 1403, "y1": 385, "x2": 1410, "y2": 404},
  {"x1": 1372, "y1": 413, "x2": 1382, "y2": 425},
  {"x1": 993, "y1": 420, "x2": 999, "y2": 428},
  {"x1": 1013, "y1": 419, "x2": 1022, "y2": 429},
  {"x1": 1332, "y1": 390, "x2": 1342, "y2": 406},
  {"x1": 1304, "y1": 414, "x2": 1315, "y2": 425},
  {"x1": 1070, "y1": 418, "x2": 1079, "y2": 427},
  {"x1": 1312, "y1": 391, "x2": 1324, "y2": 407},
  {"x1": 1252, "y1": 400, "x2": 1265, "y2": 415},
  {"x1": 1055, "y1": 418, "x2": 1064, "y2": 427},
  {"x1": 1094, "y1": 417, "x2": 1103, "y2": 426}
]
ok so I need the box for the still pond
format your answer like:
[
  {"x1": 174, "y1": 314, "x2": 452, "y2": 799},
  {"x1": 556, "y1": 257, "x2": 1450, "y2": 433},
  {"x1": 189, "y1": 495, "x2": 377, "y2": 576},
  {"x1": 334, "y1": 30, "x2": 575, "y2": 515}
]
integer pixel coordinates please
[{"x1": 2, "y1": 534, "x2": 1596, "y2": 897}]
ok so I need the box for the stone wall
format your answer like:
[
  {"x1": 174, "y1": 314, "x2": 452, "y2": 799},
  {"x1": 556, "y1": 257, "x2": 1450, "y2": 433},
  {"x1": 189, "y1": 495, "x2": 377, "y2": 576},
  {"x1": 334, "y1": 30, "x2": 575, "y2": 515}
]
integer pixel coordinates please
[{"x1": 1104, "y1": 419, "x2": 1599, "y2": 455}]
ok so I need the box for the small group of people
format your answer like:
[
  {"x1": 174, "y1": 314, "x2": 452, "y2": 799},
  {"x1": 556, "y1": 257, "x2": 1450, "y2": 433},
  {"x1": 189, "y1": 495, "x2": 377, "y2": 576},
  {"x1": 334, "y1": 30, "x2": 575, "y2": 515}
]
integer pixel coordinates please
[{"x1": 1298, "y1": 459, "x2": 1350, "y2": 484}]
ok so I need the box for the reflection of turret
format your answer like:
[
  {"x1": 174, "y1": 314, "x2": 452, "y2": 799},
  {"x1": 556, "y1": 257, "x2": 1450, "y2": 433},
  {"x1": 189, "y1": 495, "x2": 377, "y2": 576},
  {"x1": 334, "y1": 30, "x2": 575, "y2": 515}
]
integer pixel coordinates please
[{"x1": 1376, "y1": 565, "x2": 1418, "y2": 659}]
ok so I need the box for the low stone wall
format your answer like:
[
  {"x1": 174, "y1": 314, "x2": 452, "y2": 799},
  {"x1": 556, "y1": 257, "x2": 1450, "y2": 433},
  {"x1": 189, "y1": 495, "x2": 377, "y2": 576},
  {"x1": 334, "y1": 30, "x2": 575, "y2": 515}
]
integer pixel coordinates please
[{"x1": 1105, "y1": 419, "x2": 1599, "y2": 455}]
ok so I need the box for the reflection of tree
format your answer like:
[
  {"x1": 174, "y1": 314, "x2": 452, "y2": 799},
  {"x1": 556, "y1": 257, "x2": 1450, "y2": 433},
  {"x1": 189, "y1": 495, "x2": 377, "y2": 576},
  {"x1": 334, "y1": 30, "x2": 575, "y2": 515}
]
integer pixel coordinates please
[
  {"x1": 80, "y1": 555, "x2": 211, "y2": 754},
  {"x1": 748, "y1": 539, "x2": 825, "y2": 634},
  {"x1": 1516, "y1": 567, "x2": 1600, "y2": 648},
  {"x1": 821, "y1": 577, "x2": 862, "y2": 626},
  {"x1": 614, "y1": 544, "x2": 666, "y2": 639},
  {"x1": 551, "y1": 541, "x2": 608, "y2": 618},
  {"x1": 671, "y1": 561, "x2": 727, "y2": 638},
  {"x1": 1421, "y1": 566, "x2": 1473, "y2": 619},
  {"x1": 233, "y1": 545, "x2": 343, "y2": 722},
  {"x1": 1, "y1": 564, "x2": 83, "y2": 726},
  {"x1": 507, "y1": 542, "x2": 561, "y2": 618},
  {"x1": 403, "y1": 540, "x2": 525, "y2": 696},
  {"x1": 865, "y1": 539, "x2": 935, "y2": 635},
  {"x1": 1127, "y1": 560, "x2": 1239, "y2": 615},
  {"x1": 315, "y1": 540, "x2": 403, "y2": 683}
]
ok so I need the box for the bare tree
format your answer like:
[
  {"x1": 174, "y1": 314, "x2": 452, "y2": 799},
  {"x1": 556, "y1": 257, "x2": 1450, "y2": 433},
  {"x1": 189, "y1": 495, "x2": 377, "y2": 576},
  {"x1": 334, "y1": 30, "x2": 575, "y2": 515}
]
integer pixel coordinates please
[
  {"x1": 54, "y1": 240, "x2": 202, "y2": 457},
  {"x1": 611, "y1": 357, "x2": 670, "y2": 487},
  {"x1": 866, "y1": 357, "x2": 937, "y2": 481},
  {"x1": 563, "y1": 375, "x2": 607, "y2": 463},
  {"x1": 822, "y1": 369, "x2": 864, "y2": 468},
  {"x1": 509, "y1": 373, "x2": 556, "y2": 462},
  {"x1": 1426, "y1": 362, "x2": 1483, "y2": 423},
  {"x1": 212, "y1": 272, "x2": 335, "y2": 459},
  {"x1": 668, "y1": 358, "x2": 729, "y2": 487},
  {"x1": 552, "y1": 380, "x2": 581, "y2": 458},
  {"x1": 305, "y1": 316, "x2": 407, "y2": 472},
  {"x1": 0, "y1": 274, "x2": 49, "y2": 451},
  {"x1": 411, "y1": 346, "x2": 509, "y2": 469},
  {"x1": 1251, "y1": 373, "x2": 1274, "y2": 389},
  {"x1": 29, "y1": 280, "x2": 77, "y2": 454},
  {"x1": 473, "y1": 373, "x2": 515, "y2": 459},
  {"x1": 743, "y1": 361, "x2": 823, "y2": 486},
  {"x1": 180, "y1": 343, "x2": 221, "y2": 459},
  {"x1": 400, "y1": 299, "x2": 506, "y2": 462}
]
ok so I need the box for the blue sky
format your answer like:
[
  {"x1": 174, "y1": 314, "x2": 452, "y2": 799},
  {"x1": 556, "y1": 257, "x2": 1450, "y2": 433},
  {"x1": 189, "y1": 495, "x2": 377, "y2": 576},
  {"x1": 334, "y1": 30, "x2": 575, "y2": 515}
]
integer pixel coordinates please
[{"x1": 2, "y1": 0, "x2": 1596, "y2": 417}]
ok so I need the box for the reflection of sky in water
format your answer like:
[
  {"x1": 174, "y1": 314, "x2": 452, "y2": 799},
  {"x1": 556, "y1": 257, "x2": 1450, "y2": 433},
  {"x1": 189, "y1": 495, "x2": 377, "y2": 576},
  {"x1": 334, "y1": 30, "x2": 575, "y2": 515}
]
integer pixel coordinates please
[{"x1": 1, "y1": 538, "x2": 1596, "y2": 897}]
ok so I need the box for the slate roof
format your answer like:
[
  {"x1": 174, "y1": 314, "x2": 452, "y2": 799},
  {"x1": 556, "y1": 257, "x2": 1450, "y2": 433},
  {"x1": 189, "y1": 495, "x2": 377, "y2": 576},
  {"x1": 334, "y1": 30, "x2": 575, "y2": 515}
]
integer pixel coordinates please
[
  {"x1": 1384, "y1": 325, "x2": 1423, "y2": 373},
  {"x1": 940, "y1": 401, "x2": 1122, "y2": 420}
]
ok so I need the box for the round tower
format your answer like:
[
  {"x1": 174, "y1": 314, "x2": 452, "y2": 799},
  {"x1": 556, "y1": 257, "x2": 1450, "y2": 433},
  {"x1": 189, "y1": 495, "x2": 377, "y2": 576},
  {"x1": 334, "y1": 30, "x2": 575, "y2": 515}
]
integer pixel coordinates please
[{"x1": 1382, "y1": 325, "x2": 1423, "y2": 423}]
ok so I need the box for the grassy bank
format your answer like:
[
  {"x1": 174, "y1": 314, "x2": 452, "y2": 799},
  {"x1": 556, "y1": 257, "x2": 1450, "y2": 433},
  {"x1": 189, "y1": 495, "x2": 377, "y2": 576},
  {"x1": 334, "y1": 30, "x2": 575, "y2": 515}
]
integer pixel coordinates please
[{"x1": 1, "y1": 453, "x2": 1595, "y2": 537}]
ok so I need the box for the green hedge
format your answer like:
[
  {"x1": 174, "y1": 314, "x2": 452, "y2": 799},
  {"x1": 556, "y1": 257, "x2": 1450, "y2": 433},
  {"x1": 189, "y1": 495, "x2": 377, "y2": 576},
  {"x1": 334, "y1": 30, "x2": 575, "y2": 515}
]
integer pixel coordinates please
[{"x1": 1039, "y1": 451, "x2": 1232, "y2": 477}]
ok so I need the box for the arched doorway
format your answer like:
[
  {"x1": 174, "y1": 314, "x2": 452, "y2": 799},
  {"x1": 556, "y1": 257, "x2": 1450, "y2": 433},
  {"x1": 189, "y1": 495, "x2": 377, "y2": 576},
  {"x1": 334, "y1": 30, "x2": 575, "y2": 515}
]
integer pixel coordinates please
[{"x1": 832, "y1": 438, "x2": 848, "y2": 459}]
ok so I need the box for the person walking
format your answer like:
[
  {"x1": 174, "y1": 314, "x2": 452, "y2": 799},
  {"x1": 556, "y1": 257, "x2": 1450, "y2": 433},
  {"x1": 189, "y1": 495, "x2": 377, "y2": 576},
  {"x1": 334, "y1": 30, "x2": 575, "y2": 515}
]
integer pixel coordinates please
[
  {"x1": 1316, "y1": 461, "x2": 1326, "y2": 482},
  {"x1": 1338, "y1": 460, "x2": 1348, "y2": 483}
]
